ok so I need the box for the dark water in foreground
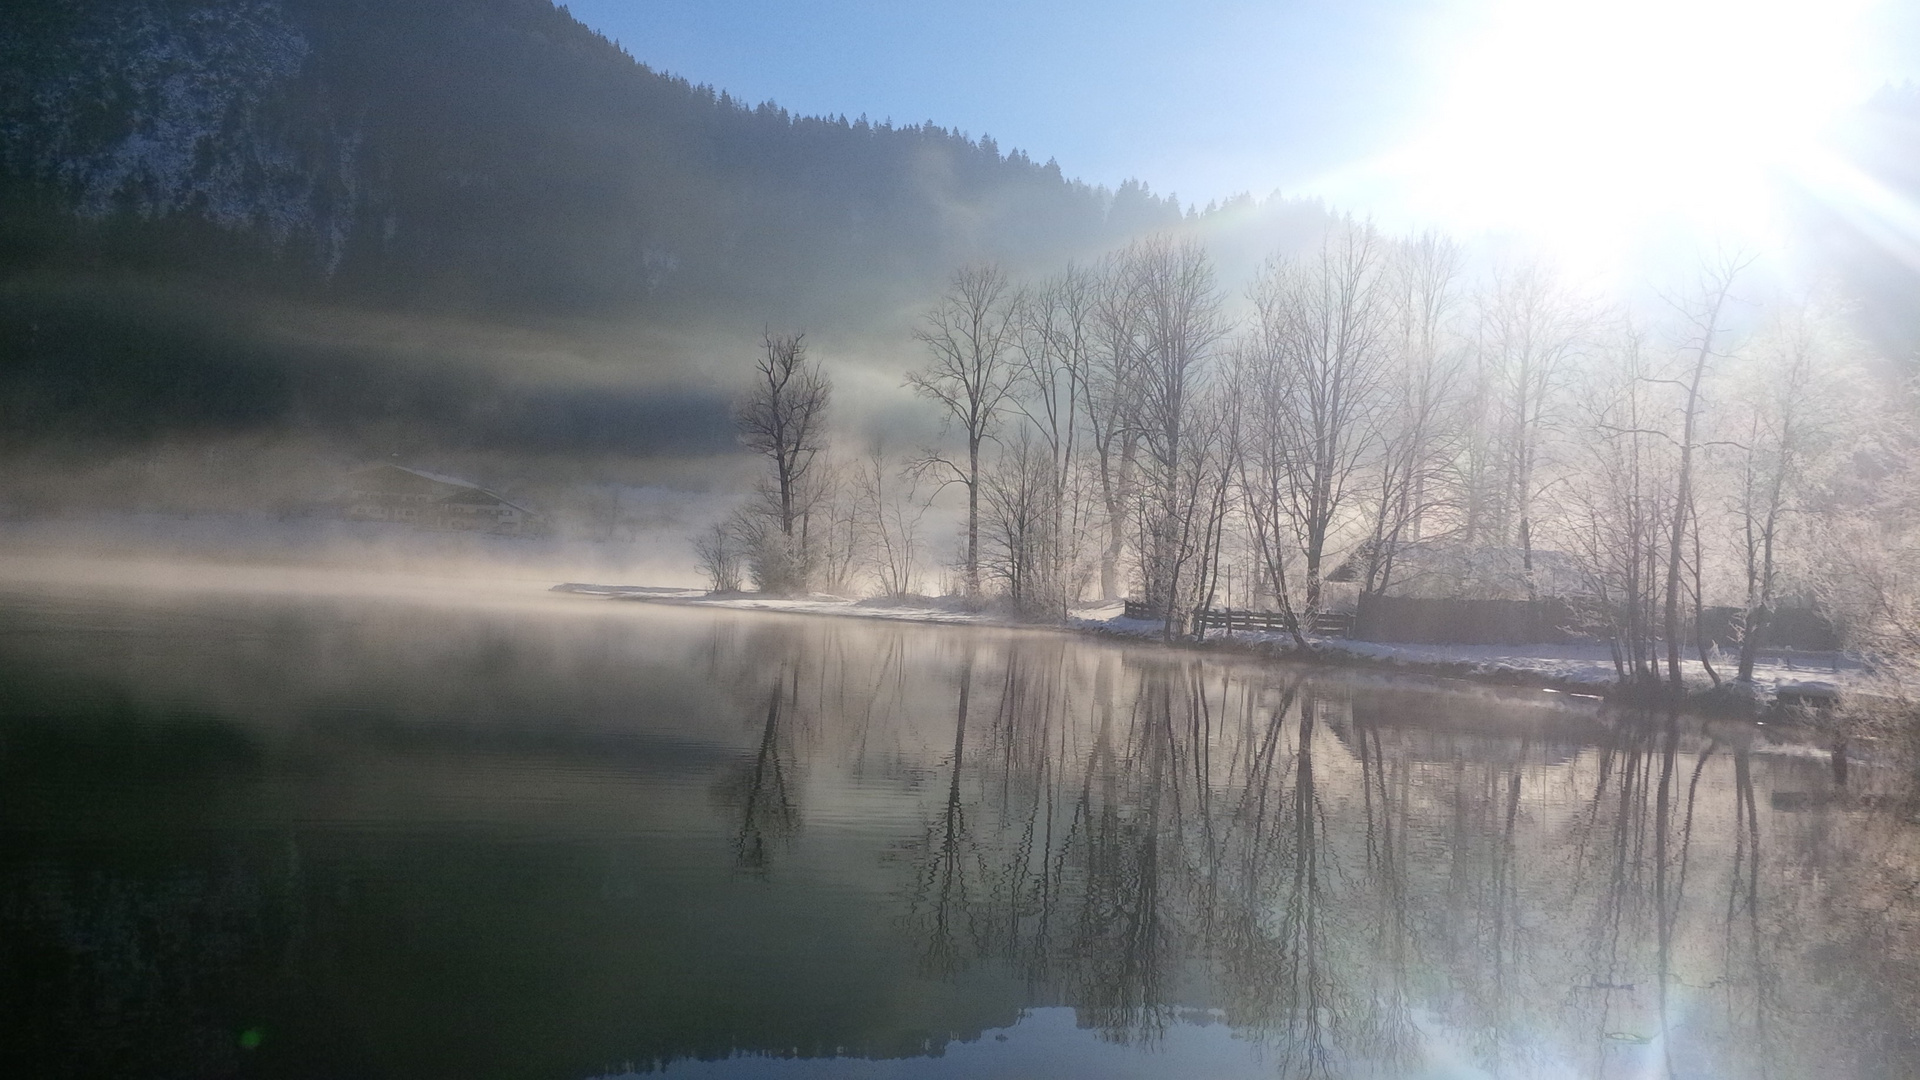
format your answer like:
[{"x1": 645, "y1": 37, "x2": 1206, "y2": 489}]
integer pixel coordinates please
[{"x1": 2, "y1": 579, "x2": 1917, "y2": 1080}]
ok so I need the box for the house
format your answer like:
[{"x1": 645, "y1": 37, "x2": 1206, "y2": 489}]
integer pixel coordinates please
[
  {"x1": 345, "y1": 464, "x2": 544, "y2": 535},
  {"x1": 1328, "y1": 540, "x2": 1592, "y2": 645}
]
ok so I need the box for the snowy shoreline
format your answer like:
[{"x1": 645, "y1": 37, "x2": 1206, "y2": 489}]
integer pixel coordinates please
[{"x1": 550, "y1": 583, "x2": 1865, "y2": 714}]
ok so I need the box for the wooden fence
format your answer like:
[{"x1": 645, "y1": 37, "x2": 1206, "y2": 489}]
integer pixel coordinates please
[
  {"x1": 1122, "y1": 601, "x2": 1352, "y2": 638},
  {"x1": 1196, "y1": 608, "x2": 1353, "y2": 637}
]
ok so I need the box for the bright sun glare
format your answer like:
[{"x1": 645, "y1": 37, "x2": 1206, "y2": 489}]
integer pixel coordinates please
[{"x1": 1378, "y1": 0, "x2": 1879, "y2": 277}]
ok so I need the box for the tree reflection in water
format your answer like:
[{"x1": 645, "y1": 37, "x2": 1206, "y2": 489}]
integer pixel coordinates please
[
  {"x1": 6, "y1": 602, "x2": 1920, "y2": 1078},
  {"x1": 867, "y1": 633, "x2": 1920, "y2": 1079},
  {"x1": 714, "y1": 663, "x2": 802, "y2": 872}
]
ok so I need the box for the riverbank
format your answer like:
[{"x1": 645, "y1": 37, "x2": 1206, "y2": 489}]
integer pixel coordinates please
[{"x1": 550, "y1": 583, "x2": 1871, "y2": 717}]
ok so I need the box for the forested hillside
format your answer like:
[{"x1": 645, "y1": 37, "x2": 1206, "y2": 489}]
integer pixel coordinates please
[
  {"x1": 0, "y1": 0, "x2": 1188, "y2": 316},
  {"x1": 1, "y1": 0, "x2": 1320, "y2": 458}
]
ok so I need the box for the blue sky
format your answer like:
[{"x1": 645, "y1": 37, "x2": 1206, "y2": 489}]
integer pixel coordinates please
[{"x1": 561, "y1": 0, "x2": 1448, "y2": 207}]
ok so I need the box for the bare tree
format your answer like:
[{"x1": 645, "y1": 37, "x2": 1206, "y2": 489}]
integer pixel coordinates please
[
  {"x1": 736, "y1": 330, "x2": 831, "y2": 594},
  {"x1": 1660, "y1": 253, "x2": 1752, "y2": 690},
  {"x1": 693, "y1": 517, "x2": 745, "y2": 593},
  {"x1": 1182, "y1": 385, "x2": 1243, "y2": 640},
  {"x1": 1823, "y1": 422, "x2": 1920, "y2": 712},
  {"x1": 1473, "y1": 262, "x2": 1589, "y2": 582},
  {"x1": 1011, "y1": 264, "x2": 1100, "y2": 616},
  {"x1": 909, "y1": 265, "x2": 1023, "y2": 598},
  {"x1": 805, "y1": 454, "x2": 863, "y2": 596},
  {"x1": 1084, "y1": 253, "x2": 1148, "y2": 602},
  {"x1": 856, "y1": 446, "x2": 927, "y2": 598},
  {"x1": 1723, "y1": 301, "x2": 1860, "y2": 682},
  {"x1": 1232, "y1": 339, "x2": 1312, "y2": 644},
  {"x1": 1565, "y1": 323, "x2": 1677, "y2": 684},
  {"x1": 1357, "y1": 232, "x2": 1465, "y2": 598},
  {"x1": 1243, "y1": 219, "x2": 1392, "y2": 616},
  {"x1": 1129, "y1": 236, "x2": 1230, "y2": 625},
  {"x1": 982, "y1": 426, "x2": 1054, "y2": 609}
]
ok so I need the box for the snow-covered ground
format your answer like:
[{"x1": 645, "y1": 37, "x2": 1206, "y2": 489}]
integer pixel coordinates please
[
  {"x1": 1080, "y1": 613, "x2": 1860, "y2": 700},
  {"x1": 1323, "y1": 637, "x2": 1852, "y2": 696},
  {"x1": 550, "y1": 585, "x2": 1868, "y2": 705}
]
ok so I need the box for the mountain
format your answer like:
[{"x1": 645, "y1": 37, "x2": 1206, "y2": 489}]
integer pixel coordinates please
[
  {"x1": 0, "y1": 0, "x2": 1195, "y2": 319},
  {"x1": 4, "y1": 0, "x2": 1312, "y2": 464},
  {"x1": 9, "y1": 0, "x2": 1903, "y2": 477}
]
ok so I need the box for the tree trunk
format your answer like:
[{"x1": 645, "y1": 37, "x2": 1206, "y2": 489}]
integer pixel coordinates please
[
  {"x1": 1690, "y1": 502, "x2": 1721, "y2": 688},
  {"x1": 966, "y1": 435, "x2": 981, "y2": 597},
  {"x1": 1737, "y1": 477, "x2": 1783, "y2": 682},
  {"x1": 1666, "y1": 271, "x2": 1737, "y2": 691},
  {"x1": 1101, "y1": 434, "x2": 1136, "y2": 600}
]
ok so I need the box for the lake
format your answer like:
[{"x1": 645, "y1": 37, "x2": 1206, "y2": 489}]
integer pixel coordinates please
[{"x1": 2, "y1": 569, "x2": 1917, "y2": 1079}]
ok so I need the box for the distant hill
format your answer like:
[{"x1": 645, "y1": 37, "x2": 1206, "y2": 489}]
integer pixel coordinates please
[
  {"x1": 5, "y1": 0, "x2": 1906, "y2": 470},
  {"x1": 0, "y1": 0, "x2": 1194, "y2": 321},
  {"x1": 0, "y1": 0, "x2": 1337, "y2": 461}
]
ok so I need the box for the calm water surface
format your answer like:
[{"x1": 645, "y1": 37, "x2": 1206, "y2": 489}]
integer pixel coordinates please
[{"x1": 2, "y1": 575, "x2": 1917, "y2": 1079}]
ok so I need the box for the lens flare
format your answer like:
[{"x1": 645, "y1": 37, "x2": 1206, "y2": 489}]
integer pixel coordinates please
[{"x1": 1358, "y1": 0, "x2": 1880, "y2": 277}]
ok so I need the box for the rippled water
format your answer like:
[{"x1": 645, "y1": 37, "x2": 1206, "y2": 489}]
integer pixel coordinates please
[{"x1": 2, "y1": 576, "x2": 1916, "y2": 1079}]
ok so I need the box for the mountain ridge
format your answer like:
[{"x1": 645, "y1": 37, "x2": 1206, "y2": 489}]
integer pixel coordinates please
[{"x1": 0, "y1": 0, "x2": 1210, "y2": 323}]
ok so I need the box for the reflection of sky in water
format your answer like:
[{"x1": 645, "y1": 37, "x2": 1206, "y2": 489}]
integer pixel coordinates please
[
  {"x1": 1, "y1": 570, "x2": 1916, "y2": 1079},
  {"x1": 640, "y1": 1006, "x2": 1523, "y2": 1079}
]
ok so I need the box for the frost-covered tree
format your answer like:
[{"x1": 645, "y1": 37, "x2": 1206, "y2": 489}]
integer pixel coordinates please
[
  {"x1": 909, "y1": 265, "x2": 1023, "y2": 597},
  {"x1": 736, "y1": 331, "x2": 832, "y2": 594}
]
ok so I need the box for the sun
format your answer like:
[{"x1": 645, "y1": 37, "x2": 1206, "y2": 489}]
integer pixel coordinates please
[{"x1": 1361, "y1": 0, "x2": 1880, "y2": 279}]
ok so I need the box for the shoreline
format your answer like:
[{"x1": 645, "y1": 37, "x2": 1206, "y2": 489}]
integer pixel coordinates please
[{"x1": 551, "y1": 583, "x2": 1873, "y2": 727}]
